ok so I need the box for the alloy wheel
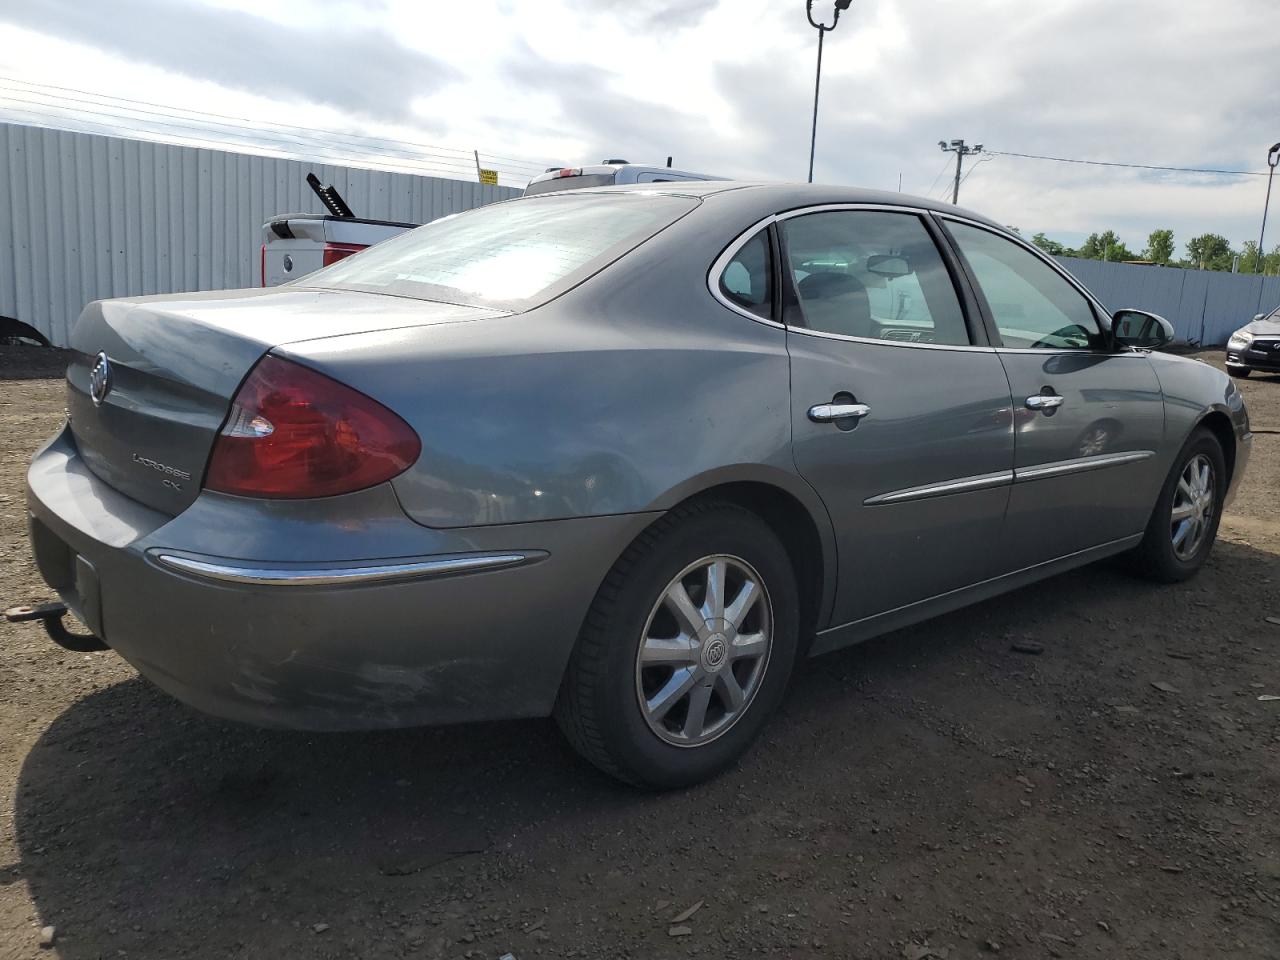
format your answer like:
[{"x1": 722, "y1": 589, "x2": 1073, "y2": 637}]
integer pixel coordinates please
[
  {"x1": 1170, "y1": 453, "x2": 1215, "y2": 561},
  {"x1": 634, "y1": 554, "x2": 773, "y2": 747}
]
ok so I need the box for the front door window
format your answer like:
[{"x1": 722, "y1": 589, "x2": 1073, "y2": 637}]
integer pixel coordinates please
[{"x1": 944, "y1": 221, "x2": 1103, "y2": 350}]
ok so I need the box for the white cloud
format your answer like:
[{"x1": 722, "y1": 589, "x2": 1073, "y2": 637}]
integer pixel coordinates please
[{"x1": 1, "y1": 0, "x2": 1277, "y2": 256}]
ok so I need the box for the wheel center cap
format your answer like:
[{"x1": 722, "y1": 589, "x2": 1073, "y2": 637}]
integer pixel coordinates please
[{"x1": 702, "y1": 634, "x2": 728, "y2": 672}]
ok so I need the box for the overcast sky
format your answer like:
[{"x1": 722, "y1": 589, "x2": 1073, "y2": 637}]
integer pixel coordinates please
[{"x1": 1, "y1": 0, "x2": 1277, "y2": 255}]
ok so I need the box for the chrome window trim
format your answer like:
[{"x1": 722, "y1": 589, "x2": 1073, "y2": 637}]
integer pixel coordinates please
[
  {"x1": 773, "y1": 202, "x2": 942, "y2": 220},
  {"x1": 1013, "y1": 450, "x2": 1155, "y2": 483},
  {"x1": 788, "y1": 326, "x2": 996, "y2": 353},
  {"x1": 993, "y1": 347, "x2": 1149, "y2": 357},
  {"x1": 154, "y1": 552, "x2": 535, "y2": 586},
  {"x1": 772, "y1": 202, "x2": 989, "y2": 352},
  {"x1": 864, "y1": 470, "x2": 1013, "y2": 505},
  {"x1": 706, "y1": 213, "x2": 784, "y2": 328},
  {"x1": 708, "y1": 202, "x2": 1124, "y2": 353}
]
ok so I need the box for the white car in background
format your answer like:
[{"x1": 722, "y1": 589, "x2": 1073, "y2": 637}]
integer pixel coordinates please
[
  {"x1": 261, "y1": 163, "x2": 725, "y2": 286},
  {"x1": 521, "y1": 160, "x2": 726, "y2": 195}
]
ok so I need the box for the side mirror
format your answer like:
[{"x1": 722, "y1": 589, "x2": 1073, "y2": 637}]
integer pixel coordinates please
[
  {"x1": 1253, "y1": 313, "x2": 1267, "y2": 322},
  {"x1": 1112, "y1": 309, "x2": 1174, "y2": 350},
  {"x1": 866, "y1": 254, "x2": 910, "y2": 278}
]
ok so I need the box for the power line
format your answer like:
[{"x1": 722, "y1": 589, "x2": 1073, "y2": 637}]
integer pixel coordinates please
[
  {"x1": 0, "y1": 105, "x2": 530, "y2": 185},
  {"x1": 986, "y1": 149, "x2": 1267, "y2": 178},
  {"x1": 0, "y1": 89, "x2": 547, "y2": 179},
  {"x1": 0, "y1": 93, "x2": 465, "y2": 172},
  {"x1": 0, "y1": 96, "x2": 551, "y2": 184},
  {"x1": 955, "y1": 153, "x2": 994, "y2": 193},
  {"x1": 0, "y1": 75, "x2": 554, "y2": 172},
  {"x1": 0, "y1": 89, "x2": 467, "y2": 175},
  {"x1": 0, "y1": 75, "x2": 554, "y2": 174},
  {"x1": 923, "y1": 157, "x2": 952, "y2": 199}
]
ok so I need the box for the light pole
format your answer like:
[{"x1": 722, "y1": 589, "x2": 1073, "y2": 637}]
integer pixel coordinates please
[
  {"x1": 806, "y1": 0, "x2": 853, "y2": 184},
  {"x1": 938, "y1": 139, "x2": 983, "y2": 204},
  {"x1": 1255, "y1": 141, "x2": 1280, "y2": 273}
]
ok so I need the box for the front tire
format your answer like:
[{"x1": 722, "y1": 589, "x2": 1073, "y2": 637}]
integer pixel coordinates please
[
  {"x1": 1128, "y1": 427, "x2": 1226, "y2": 582},
  {"x1": 555, "y1": 501, "x2": 799, "y2": 789},
  {"x1": 1227, "y1": 365, "x2": 1251, "y2": 379}
]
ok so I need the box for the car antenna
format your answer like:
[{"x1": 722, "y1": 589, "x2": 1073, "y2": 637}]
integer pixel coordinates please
[
  {"x1": 306, "y1": 172, "x2": 356, "y2": 219},
  {"x1": 666, "y1": 156, "x2": 673, "y2": 168}
]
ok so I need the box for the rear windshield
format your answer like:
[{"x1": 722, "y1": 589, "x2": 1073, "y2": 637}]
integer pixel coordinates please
[
  {"x1": 304, "y1": 192, "x2": 696, "y2": 309},
  {"x1": 522, "y1": 173, "x2": 617, "y2": 196}
]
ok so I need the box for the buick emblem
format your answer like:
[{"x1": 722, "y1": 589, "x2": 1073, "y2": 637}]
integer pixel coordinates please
[
  {"x1": 702, "y1": 634, "x2": 728, "y2": 671},
  {"x1": 89, "y1": 351, "x2": 112, "y2": 406}
]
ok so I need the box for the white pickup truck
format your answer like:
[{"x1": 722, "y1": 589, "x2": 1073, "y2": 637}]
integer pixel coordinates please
[
  {"x1": 260, "y1": 174, "x2": 417, "y2": 287},
  {"x1": 260, "y1": 212, "x2": 416, "y2": 287},
  {"x1": 261, "y1": 164, "x2": 723, "y2": 286}
]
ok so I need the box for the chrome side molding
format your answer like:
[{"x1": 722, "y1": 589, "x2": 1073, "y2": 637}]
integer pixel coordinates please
[
  {"x1": 865, "y1": 451, "x2": 1155, "y2": 505},
  {"x1": 1014, "y1": 450, "x2": 1154, "y2": 482},
  {"x1": 153, "y1": 552, "x2": 535, "y2": 586},
  {"x1": 864, "y1": 470, "x2": 1013, "y2": 505}
]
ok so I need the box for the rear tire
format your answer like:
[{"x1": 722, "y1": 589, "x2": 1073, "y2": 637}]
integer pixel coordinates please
[
  {"x1": 555, "y1": 500, "x2": 799, "y2": 789},
  {"x1": 1128, "y1": 427, "x2": 1226, "y2": 583}
]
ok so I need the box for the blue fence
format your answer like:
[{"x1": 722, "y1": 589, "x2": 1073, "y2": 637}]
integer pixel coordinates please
[{"x1": 1054, "y1": 256, "x2": 1280, "y2": 346}]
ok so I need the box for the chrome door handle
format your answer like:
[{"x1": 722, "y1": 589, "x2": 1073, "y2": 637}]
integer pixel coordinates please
[
  {"x1": 1025, "y1": 394, "x2": 1064, "y2": 410},
  {"x1": 808, "y1": 402, "x2": 871, "y2": 423}
]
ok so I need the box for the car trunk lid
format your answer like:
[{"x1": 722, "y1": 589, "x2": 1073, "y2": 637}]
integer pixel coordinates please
[{"x1": 66, "y1": 287, "x2": 505, "y2": 515}]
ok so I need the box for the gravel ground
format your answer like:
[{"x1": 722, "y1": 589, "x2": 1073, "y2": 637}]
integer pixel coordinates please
[{"x1": 0, "y1": 346, "x2": 1277, "y2": 960}]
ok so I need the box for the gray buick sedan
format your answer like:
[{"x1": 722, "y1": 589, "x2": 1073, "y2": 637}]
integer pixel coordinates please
[{"x1": 26, "y1": 183, "x2": 1251, "y2": 787}]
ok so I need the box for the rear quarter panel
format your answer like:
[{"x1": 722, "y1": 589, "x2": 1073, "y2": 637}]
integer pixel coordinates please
[
  {"x1": 279, "y1": 241, "x2": 798, "y2": 528},
  {"x1": 278, "y1": 197, "x2": 840, "y2": 628}
]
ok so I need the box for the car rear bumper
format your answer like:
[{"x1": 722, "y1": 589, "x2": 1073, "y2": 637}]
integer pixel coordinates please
[{"x1": 26, "y1": 425, "x2": 654, "y2": 730}]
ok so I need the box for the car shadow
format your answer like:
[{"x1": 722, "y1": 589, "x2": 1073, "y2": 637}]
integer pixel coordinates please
[
  {"x1": 11, "y1": 538, "x2": 1279, "y2": 958},
  {"x1": 0, "y1": 345, "x2": 71, "y2": 381}
]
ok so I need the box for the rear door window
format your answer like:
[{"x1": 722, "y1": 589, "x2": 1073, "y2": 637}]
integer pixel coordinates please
[
  {"x1": 307, "y1": 193, "x2": 697, "y2": 309},
  {"x1": 780, "y1": 210, "x2": 971, "y2": 345}
]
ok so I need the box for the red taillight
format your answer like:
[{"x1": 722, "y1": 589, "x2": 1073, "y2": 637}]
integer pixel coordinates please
[
  {"x1": 204, "y1": 356, "x2": 420, "y2": 499},
  {"x1": 260, "y1": 243, "x2": 267, "y2": 286},
  {"x1": 322, "y1": 242, "x2": 366, "y2": 266},
  {"x1": 555, "y1": 167, "x2": 582, "y2": 178}
]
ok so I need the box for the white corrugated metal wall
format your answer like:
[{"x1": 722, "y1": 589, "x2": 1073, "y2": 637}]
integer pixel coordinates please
[
  {"x1": 0, "y1": 122, "x2": 520, "y2": 346},
  {"x1": 1056, "y1": 256, "x2": 1280, "y2": 345}
]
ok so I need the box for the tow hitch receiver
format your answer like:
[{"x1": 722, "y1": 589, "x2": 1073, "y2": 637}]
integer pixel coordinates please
[{"x1": 4, "y1": 602, "x2": 109, "y2": 652}]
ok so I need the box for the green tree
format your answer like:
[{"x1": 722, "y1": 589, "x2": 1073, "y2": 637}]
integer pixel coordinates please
[
  {"x1": 1235, "y1": 242, "x2": 1280, "y2": 275},
  {"x1": 1031, "y1": 232, "x2": 1071, "y2": 256},
  {"x1": 1237, "y1": 241, "x2": 1262, "y2": 273},
  {"x1": 1079, "y1": 230, "x2": 1134, "y2": 262},
  {"x1": 1142, "y1": 229, "x2": 1175, "y2": 265},
  {"x1": 1184, "y1": 233, "x2": 1234, "y2": 271}
]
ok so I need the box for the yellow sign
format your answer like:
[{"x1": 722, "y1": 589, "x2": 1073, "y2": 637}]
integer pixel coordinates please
[{"x1": 478, "y1": 168, "x2": 499, "y2": 185}]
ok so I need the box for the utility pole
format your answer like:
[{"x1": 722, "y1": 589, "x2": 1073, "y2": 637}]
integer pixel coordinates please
[
  {"x1": 1255, "y1": 142, "x2": 1280, "y2": 273},
  {"x1": 938, "y1": 139, "x2": 983, "y2": 204}
]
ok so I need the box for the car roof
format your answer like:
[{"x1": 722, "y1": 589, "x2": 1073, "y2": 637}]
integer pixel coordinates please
[{"x1": 557, "y1": 181, "x2": 1006, "y2": 229}]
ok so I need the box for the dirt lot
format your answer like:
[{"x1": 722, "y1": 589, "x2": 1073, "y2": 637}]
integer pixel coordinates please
[{"x1": 0, "y1": 347, "x2": 1277, "y2": 960}]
